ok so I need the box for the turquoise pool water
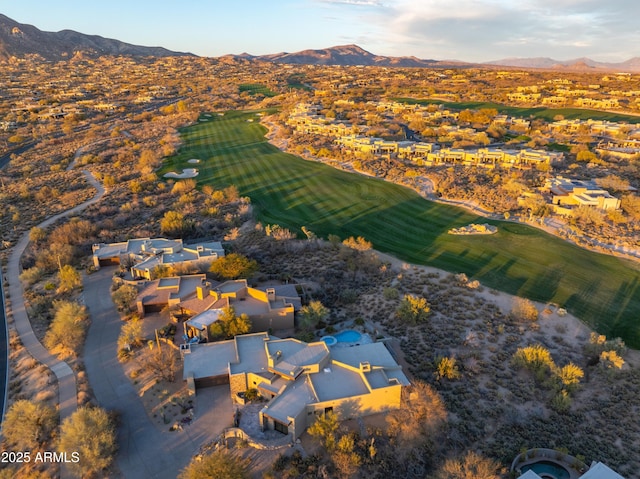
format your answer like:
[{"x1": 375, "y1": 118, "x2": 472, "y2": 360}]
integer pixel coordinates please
[
  {"x1": 521, "y1": 461, "x2": 570, "y2": 479},
  {"x1": 321, "y1": 336, "x2": 337, "y2": 346},
  {"x1": 334, "y1": 330, "x2": 362, "y2": 343}
]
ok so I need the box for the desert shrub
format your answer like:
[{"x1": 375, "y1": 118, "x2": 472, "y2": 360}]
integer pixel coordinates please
[
  {"x1": 19, "y1": 266, "x2": 44, "y2": 286},
  {"x1": 396, "y1": 294, "x2": 431, "y2": 324},
  {"x1": 179, "y1": 449, "x2": 250, "y2": 479},
  {"x1": 554, "y1": 363, "x2": 584, "y2": 392},
  {"x1": 383, "y1": 287, "x2": 399, "y2": 300},
  {"x1": 513, "y1": 344, "x2": 555, "y2": 378},
  {"x1": 435, "y1": 356, "x2": 461, "y2": 381},
  {"x1": 600, "y1": 350, "x2": 625, "y2": 369},
  {"x1": 511, "y1": 297, "x2": 538, "y2": 322}
]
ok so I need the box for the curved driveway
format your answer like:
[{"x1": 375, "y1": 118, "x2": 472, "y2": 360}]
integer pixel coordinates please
[{"x1": 83, "y1": 268, "x2": 232, "y2": 479}]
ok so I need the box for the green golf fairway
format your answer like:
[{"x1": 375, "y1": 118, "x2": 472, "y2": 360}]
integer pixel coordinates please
[{"x1": 161, "y1": 110, "x2": 640, "y2": 348}]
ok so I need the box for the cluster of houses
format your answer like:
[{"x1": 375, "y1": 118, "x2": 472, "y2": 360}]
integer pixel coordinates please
[
  {"x1": 290, "y1": 101, "x2": 563, "y2": 170},
  {"x1": 93, "y1": 237, "x2": 411, "y2": 440},
  {"x1": 336, "y1": 134, "x2": 562, "y2": 169}
]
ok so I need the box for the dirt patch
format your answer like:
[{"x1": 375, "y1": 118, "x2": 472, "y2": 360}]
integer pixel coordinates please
[{"x1": 120, "y1": 341, "x2": 193, "y2": 431}]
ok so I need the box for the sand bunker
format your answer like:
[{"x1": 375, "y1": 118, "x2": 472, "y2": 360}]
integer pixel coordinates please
[
  {"x1": 187, "y1": 159, "x2": 201, "y2": 164},
  {"x1": 448, "y1": 223, "x2": 497, "y2": 235},
  {"x1": 164, "y1": 168, "x2": 199, "y2": 179}
]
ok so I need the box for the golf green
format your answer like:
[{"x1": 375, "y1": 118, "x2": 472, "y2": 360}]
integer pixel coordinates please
[{"x1": 161, "y1": 110, "x2": 640, "y2": 348}]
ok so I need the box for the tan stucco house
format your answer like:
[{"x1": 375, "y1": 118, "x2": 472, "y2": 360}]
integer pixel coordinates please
[
  {"x1": 92, "y1": 237, "x2": 225, "y2": 279},
  {"x1": 182, "y1": 332, "x2": 410, "y2": 439},
  {"x1": 182, "y1": 280, "x2": 300, "y2": 339}
]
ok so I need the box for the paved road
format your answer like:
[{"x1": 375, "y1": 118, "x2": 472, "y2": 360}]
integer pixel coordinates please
[
  {"x1": 83, "y1": 267, "x2": 232, "y2": 479},
  {"x1": 3, "y1": 171, "x2": 105, "y2": 478}
]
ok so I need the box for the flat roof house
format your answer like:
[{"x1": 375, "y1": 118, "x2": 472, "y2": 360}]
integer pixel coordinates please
[
  {"x1": 545, "y1": 176, "x2": 621, "y2": 212},
  {"x1": 182, "y1": 333, "x2": 410, "y2": 439},
  {"x1": 92, "y1": 238, "x2": 225, "y2": 279},
  {"x1": 182, "y1": 279, "x2": 300, "y2": 339}
]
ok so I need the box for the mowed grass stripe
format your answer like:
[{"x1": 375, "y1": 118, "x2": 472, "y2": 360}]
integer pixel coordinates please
[{"x1": 161, "y1": 110, "x2": 640, "y2": 348}]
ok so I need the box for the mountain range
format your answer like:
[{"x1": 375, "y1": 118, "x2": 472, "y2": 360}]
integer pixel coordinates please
[
  {"x1": 485, "y1": 56, "x2": 640, "y2": 72},
  {"x1": 0, "y1": 14, "x2": 190, "y2": 61},
  {"x1": 1, "y1": 13, "x2": 640, "y2": 72},
  {"x1": 230, "y1": 44, "x2": 468, "y2": 69}
]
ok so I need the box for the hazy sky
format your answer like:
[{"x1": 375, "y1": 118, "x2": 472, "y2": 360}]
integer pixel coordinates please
[{"x1": 3, "y1": 0, "x2": 639, "y2": 62}]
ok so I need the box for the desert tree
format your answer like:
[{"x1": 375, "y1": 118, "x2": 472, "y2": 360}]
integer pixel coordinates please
[
  {"x1": 554, "y1": 363, "x2": 584, "y2": 392},
  {"x1": 308, "y1": 410, "x2": 339, "y2": 451},
  {"x1": 144, "y1": 343, "x2": 179, "y2": 382},
  {"x1": 512, "y1": 344, "x2": 555, "y2": 378},
  {"x1": 44, "y1": 300, "x2": 89, "y2": 359},
  {"x1": 111, "y1": 283, "x2": 138, "y2": 313},
  {"x1": 433, "y1": 451, "x2": 505, "y2": 479},
  {"x1": 209, "y1": 306, "x2": 252, "y2": 339},
  {"x1": 57, "y1": 264, "x2": 82, "y2": 293},
  {"x1": 298, "y1": 300, "x2": 329, "y2": 330},
  {"x1": 600, "y1": 350, "x2": 625, "y2": 369},
  {"x1": 118, "y1": 316, "x2": 143, "y2": 350},
  {"x1": 386, "y1": 381, "x2": 447, "y2": 460},
  {"x1": 209, "y1": 253, "x2": 258, "y2": 280},
  {"x1": 332, "y1": 433, "x2": 362, "y2": 479},
  {"x1": 2, "y1": 400, "x2": 57, "y2": 450},
  {"x1": 58, "y1": 407, "x2": 117, "y2": 478}
]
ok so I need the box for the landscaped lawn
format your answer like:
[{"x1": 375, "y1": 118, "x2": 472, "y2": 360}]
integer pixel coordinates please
[
  {"x1": 161, "y1": 110, "x2": 640, "y2": 348},
  {"x1": 394, "y1": 97, "x2": 640, "y2": 123}
]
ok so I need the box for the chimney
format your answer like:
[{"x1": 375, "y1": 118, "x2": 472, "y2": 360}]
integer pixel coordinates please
[
  {"x1": 266, "y1": 288, "x2": 276, "y2": 301},
  {"x1": 196, "y1": 282, "x2": 211, "y2": 300}
]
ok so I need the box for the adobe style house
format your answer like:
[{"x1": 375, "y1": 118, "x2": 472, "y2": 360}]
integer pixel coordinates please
[
  {"x1": 182, "y1": 279, "x2": 301, "y2": 338},
  {"x1": 135, "y1": 274, "x2": 208, "y2": 315},
  {"x1": 544, "y1": 176, "x2": 621, "y2": 213},
  {"x1": 182, "y1": 332, "x2": 410, "y2": 439},
  {"x1": 135, "y1": 277, "x2": 301, "y2": 333},
  {"x1": 92, "y1": 237, "x2": 225, "y2": 279}
]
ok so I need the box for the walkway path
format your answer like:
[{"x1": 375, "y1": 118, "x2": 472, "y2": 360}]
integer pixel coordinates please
[
  {"x1": 83, "y1": 267, "x2": 232, "y2": 478},
  {"x1": 5, "y1": 170, "x2": 104, "y2": 478}
]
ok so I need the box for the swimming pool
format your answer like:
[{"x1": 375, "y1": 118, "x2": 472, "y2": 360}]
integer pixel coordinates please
[
  {"x1": 334, "y1": 330, "x2": 362, "y2": 343},
  {"x1": 321, "y1": 336, "x2": 337, "y2": 346},
  {"x1": 521, "y1": 460, "x2": 570, "y2": 479}
]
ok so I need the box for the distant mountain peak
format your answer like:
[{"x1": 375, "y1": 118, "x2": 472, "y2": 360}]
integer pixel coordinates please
[{"x1": 246, "y1": 44, "x2": 448, "y2": 68}]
